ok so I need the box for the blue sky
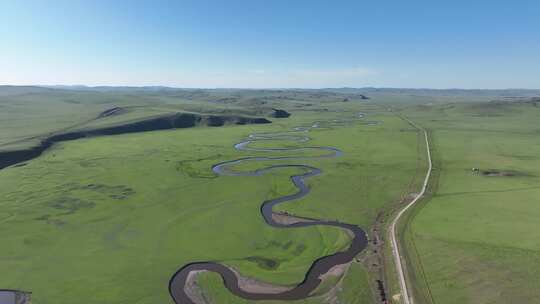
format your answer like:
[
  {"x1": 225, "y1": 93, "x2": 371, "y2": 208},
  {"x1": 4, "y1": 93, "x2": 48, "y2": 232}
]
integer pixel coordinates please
[{"x1": 1, "y1": 0, "x2": 539, "y2": 88}]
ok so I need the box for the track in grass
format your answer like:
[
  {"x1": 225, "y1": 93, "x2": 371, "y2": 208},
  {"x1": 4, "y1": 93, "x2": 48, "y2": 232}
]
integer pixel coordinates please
[{"x1": 169, "y1": 117, "x2": 370, "y2": 303}]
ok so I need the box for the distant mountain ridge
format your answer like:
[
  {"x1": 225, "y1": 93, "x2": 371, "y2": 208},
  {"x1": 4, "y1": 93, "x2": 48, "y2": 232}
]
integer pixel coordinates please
[{"x1": 1, "y1": 85, "x2": 539, "y2": 97}]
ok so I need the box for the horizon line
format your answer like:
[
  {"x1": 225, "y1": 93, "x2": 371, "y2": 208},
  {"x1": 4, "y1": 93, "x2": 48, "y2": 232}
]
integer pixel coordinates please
[{"x1": 1, "y1": 84, "x2": 540, "y2": 91}]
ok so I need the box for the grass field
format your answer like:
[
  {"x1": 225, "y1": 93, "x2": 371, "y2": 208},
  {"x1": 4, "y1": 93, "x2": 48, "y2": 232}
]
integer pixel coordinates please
[
  {"x1": 0, "y1": 87, "x2": 420, "y2": 304},
  {"x1": 398, "y1": 100, "x2": 540, "y2": 303},
  {"x1": 5, "y1": 87, "x2": 538, "y2": 304}
]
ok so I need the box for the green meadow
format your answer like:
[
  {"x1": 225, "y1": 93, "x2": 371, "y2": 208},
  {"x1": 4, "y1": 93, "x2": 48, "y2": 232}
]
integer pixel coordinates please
[
  {"x1": 0, "y1": 88, "x2": 419, "y2": 304},
  {"x1": 399, "y1": 100, "x2": 540, "y2": 304},
  {"x1": 4, "y1": 87, "x2": 538, "y2": 304}
]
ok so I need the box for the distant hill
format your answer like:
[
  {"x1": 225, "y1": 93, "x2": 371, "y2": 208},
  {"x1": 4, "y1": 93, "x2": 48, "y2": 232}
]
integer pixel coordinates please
[
  {"x1": 1, "y1": 85, "x2": 539, "y2": 100},
  {"x1": 327, "y1": 87, "x2": 540, "y2": 97},
  {"x1": 0, "y1": 85, "x2": 58, "y2": 96}
]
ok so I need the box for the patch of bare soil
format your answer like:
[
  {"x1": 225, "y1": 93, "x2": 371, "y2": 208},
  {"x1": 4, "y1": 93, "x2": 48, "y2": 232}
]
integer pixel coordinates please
[
  {"x1": 311, "y1": 262, "x2": 353, "y2": 303},
  {"x1": 184, "y1": 270, "x2": 210, "y2": 304},
  {"x1": 318, "y1": 262, "x2": 350, "y2": 282},
  {"x1": 271, "y1": 211, "x2": 315, "y2": 225},
  {"x1": 230, "y1": 268, "x2": 293, "y2": 294}
]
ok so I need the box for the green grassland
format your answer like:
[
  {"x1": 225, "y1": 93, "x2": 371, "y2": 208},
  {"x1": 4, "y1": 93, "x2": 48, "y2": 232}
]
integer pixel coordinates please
[
  {"x1": 0, "y1": 87, "x2": 420, "y2": 304},
  {"x1": 398, "y1": 100, "x2": 540, "y2": 304},
  {"x1": 0, "y1": 86, "x2": 372, "y2": 151},
  {"x1": 5, "y1": 86, "x2": 538, "y2": 304}
]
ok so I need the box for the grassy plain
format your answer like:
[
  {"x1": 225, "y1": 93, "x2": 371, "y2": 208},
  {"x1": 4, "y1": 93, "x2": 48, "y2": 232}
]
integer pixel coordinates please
[
  {"x1": 398, "y1": 100, "x2": 540, "y2": 303},
  {"x1": 6, "y1": 87, "x2": 540, "y2": 304},
  {"x1": 0, "y1": 88, "x2": 419, "y2": 304}
]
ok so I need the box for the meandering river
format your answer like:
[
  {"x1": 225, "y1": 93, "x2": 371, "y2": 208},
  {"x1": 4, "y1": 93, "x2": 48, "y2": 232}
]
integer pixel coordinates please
[
  {"x1": 0, "y1": 113, "x2": 374, "y2": 304},
  {"x1": 169, "y1": 118, "x2": 370, "y2": 303}
]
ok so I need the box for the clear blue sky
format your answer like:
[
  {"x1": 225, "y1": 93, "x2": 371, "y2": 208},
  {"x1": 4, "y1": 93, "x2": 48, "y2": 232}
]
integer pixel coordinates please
[{"x1": 1, "y1": 0, "x2": 539, "y2": 88}]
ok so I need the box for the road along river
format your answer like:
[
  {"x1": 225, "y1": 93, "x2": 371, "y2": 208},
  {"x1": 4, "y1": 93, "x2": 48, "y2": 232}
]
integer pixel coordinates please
[{"x1": 169, "y1": 117, "x2": 373, "y2": 303}]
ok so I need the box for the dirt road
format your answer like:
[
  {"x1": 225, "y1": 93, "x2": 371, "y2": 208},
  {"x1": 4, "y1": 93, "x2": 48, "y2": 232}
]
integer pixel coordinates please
[{"x1": 389, "y1": 117, "x2": 432, "y2": 304}]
